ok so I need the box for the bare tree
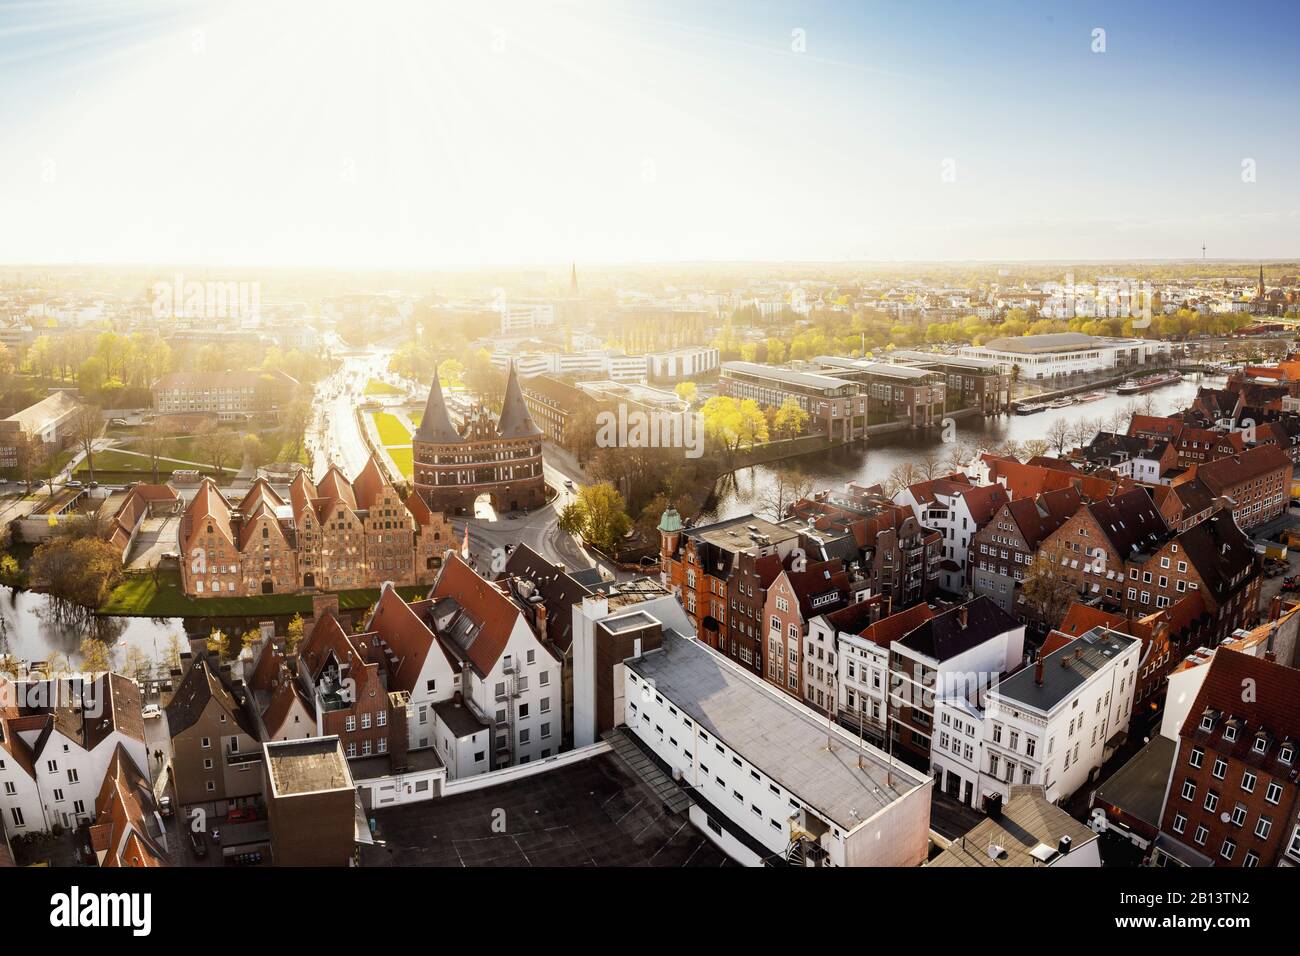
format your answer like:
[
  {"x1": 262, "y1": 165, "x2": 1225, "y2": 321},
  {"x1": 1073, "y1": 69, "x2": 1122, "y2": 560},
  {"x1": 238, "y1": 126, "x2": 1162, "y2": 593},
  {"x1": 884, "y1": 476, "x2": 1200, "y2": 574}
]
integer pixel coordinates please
[
  {"x1": 138, "y1": 418, "x2": 173, "y2": 483},
  {"x1": 1022, "y1": 438, "x2": 1051, "y2": 460},
  {"x1": 758, "y1": 464, "x2": 815, "y2": 520},
  {"x1": 1046, "y1": 417, "x2": 1074, "y2": 456},
  {"x1": 883, "y1": 460, "x2": 923, "y2": 497},
  {"x1": 195, "y1": 425, "x2": 237, "y2": 476},
  {"x1": 1019, "y1": 544, "x2": 1080, "y2": 632},
  {"x1": 70, "y1": 403, "x2": 103, "y2": 483}
]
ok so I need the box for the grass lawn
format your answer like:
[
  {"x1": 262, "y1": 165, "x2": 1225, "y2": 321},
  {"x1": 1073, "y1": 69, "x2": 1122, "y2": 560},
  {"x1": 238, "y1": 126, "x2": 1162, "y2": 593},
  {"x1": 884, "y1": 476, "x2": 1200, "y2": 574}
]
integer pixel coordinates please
[
  {"x1": 409, "y1": 410, "x2": 423, "y2": 429},
  {"x1": 76, "y1": 450, "x2": 232, "y2": 479},
  {"x1": 100, "y1": 569, "x2": 428, "y2": 618},
  {"x1": 370, "y1": 411, "x2": 411, "y2": 446},
  {"x1": 365, "y1": 379, "x2": 404, "y2": 396},
  {"x1": 388, "y1": 447, "x2": 413, "y2": 479}
]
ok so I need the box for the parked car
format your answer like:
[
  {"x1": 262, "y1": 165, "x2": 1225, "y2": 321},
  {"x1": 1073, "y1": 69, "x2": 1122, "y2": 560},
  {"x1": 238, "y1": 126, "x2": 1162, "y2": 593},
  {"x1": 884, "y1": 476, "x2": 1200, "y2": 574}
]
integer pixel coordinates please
[
  {"x1": 188, "y1": 831, "x2": 207, "y2": 859},
  {"x1": 226, "y1": 807, "x2": 259, "y2": 823},
  {"x1": 158, "y1": 796, "x2": 173, "y2": 819},
  {"x1": 141, "y1": 704, "x2": 161, "y2": 720},
  {"x1": 160, "y1": 551, "x2": 180, "y2": 561},
  {"x1": 66, "y1": 480, "x2": 83, "y2": 489}
]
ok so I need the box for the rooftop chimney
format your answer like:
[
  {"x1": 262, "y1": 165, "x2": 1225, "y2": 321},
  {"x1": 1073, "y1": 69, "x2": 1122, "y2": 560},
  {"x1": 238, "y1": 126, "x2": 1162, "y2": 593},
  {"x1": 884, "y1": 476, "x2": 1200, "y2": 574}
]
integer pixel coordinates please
[
  {"x1": 957, "y1": 605, "x2": 969, "y2": 629},
  {"x1": 1034, "y1": 652, "x2": 1044, "y2": 686},
  {"x1": 983, "y1": 792, "x2": 1003, "y2": 819},
  {"x1": 1058, "y1": 835, "x2": 1072, "y2": 855}
]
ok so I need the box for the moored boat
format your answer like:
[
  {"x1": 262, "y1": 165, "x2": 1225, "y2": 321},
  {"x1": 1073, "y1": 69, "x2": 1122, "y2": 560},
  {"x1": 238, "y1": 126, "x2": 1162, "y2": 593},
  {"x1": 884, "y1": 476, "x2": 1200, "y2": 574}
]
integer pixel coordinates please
[
  {"x1": 1116, "y1": 370, "x2": 1182, "y2": 395},
  {"x1": 1014, "y1": 402, "x2": 1047, "y2": 415}
]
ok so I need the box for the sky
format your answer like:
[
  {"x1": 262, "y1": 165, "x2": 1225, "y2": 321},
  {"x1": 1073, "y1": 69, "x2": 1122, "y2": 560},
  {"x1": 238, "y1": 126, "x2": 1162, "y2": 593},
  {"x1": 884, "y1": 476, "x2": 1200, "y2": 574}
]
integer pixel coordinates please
[{"x1": 1, "y1": 0, "x2": 1297, "y2": 268}]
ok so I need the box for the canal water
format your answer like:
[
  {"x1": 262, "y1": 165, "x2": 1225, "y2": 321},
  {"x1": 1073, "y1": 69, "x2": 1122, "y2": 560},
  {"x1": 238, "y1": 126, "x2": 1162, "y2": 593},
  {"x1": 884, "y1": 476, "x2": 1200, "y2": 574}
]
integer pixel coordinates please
[
  {"x1": 705, "y1": 375, "x2": 1218, "y2": 521},
  {"x1": 0, "y1": 587, "x2": 186, "y2": 670}
]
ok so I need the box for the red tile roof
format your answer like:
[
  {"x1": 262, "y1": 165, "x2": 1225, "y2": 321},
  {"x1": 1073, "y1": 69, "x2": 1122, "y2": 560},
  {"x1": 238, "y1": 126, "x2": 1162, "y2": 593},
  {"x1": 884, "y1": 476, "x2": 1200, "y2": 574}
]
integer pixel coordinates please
[
  {"x1": 429, "y1": 552, "x2": 521, "y2": 675},
  {"x1": 857, "y1": 603, "x2": 934, "y2": 648}
]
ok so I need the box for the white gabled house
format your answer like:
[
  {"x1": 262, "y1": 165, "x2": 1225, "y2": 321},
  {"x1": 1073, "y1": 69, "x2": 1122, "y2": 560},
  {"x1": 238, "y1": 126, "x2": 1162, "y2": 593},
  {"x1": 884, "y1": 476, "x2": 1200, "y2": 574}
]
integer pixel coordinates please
[{"x1": 0, "y1": 673, "x2": 150, "y2": 834}]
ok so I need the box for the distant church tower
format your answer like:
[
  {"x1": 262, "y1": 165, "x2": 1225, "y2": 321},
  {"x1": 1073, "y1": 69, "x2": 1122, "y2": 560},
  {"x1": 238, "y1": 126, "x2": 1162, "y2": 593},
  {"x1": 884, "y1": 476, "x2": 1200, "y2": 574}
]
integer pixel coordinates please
[
  {"x1": 1259, "y1": 263, "x2": 1265, "y2": 300},
  {"x1": 569, "y1": 261, "x2": 578, "y2": 296}
]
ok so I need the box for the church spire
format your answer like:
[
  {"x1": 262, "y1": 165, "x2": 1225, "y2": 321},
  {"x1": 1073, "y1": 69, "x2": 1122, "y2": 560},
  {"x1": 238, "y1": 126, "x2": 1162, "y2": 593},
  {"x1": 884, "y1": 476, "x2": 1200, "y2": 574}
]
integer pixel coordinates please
[
  {"x1": 412, "y1": 365, "x2": 463, "y2": 444},
  {"x1": 570, "y1": 260, "x2": 578, "y2": 296},
  {"x1": 496, "y1": 360, "x2": 543, "y2": 439}
]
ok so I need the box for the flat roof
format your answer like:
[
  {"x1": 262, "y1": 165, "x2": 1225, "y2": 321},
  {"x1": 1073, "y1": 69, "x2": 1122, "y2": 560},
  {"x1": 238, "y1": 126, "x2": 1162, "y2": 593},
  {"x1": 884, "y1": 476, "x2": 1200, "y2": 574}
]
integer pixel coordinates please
[
  {"x1": 265, "y1": 737, "x2": 354, "y2": 796},
  {"x1": 992, "y1": 627, "x2": 1137, "y2": 712},
  {"x1": 721, "y1": 361, "x2": 855, "y2": 390},
  {"x1": 1093, "y1": 735, "x2": 1176, "y2": 830},
  {"x1": 687, "y1": 513, "x2": 800, "y2": 551},
  {"x1": 814, "y1": 356, "x2": 935, "y2": 379},
  {"x1": 433, "y1": 699, "x2": 490, "y2": 739},
  {"x1": 972, "y1": 333, "x2": 1149, "y2": 355},
  {"x1": 627, "y1": 632, "x2": 928, "y2": 830}
]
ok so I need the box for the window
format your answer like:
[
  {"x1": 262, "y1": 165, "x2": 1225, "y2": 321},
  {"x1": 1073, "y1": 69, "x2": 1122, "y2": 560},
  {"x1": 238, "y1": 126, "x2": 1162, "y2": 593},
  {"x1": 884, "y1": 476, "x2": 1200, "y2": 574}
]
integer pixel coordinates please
[
  {"x1": 1171, "y1": 813, "x2": 1187, "y2": 835},
  {"x1": 1180, "y1": 779, "x2": 1196, "y2": 801},
  {"x1": 1255, "y1": 816, "x2": 1272, "y2": 840},
  {"x1": 1241, "y1": 771, "x2": 1256, "y2": 794},
  {"x1": 1193, "y1": 825, "x2": 1208, "y2": 846},
  {"x1": 9, "y1": 807, "x2": 23, "y2": 827},
  {"x1": 1203, "y1": 791, "x2": 1219, "y2": 813},
  {"x1": 1219, "y1": 839, "x2": 1235, "y2": 862},
  {"x1": 1189, "y1": 747, "x2": 1204, "y2": 769},
  {"x1": 1212, "y1": 757, "x2": 1227, "y2": 780},
  {"x1": 1265, "y1": 781, "x2": 1283, "y2": 804}
]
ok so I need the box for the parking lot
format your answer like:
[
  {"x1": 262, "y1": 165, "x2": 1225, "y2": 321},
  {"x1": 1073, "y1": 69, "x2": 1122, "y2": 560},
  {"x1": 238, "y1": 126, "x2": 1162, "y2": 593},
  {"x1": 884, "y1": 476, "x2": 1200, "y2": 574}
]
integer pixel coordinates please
[{"x1": 361, "y1": 752, "x2": 733, "y2": 867}]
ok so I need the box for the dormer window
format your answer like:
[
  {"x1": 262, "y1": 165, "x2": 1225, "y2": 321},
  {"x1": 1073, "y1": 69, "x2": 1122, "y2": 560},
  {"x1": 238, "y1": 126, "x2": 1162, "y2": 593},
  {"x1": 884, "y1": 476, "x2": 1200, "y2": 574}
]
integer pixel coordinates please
[
  {"x1": 1223, "y1": 723, "x2": 1238, "y2": 743},
  {"x1": 1199, "y1": 711, "x2": 1216, "y2": 732},
  {"x1": 1280, "y1": 744, "x2": 1294, "y2": 765},
  {"x1": 1252, "y1": 735, "x2": 1268, "y2": 755}
]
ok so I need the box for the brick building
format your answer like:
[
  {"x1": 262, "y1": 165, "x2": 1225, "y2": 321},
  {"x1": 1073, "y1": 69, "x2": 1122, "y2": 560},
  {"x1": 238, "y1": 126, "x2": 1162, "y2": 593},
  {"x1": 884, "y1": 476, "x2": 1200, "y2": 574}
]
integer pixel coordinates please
[
  {"x1": 1154, "y1": 649, "x2": 1300, "y2": 867},
  {"x1": 178, "y1": 459, "x2": 452, "y2": 598},
  {"x1": 1183, "y1": 443, "x2": 1291, "y2": 530},
  {"x1": 412, "y1": 362, "x2": 545, "y2": 515},
  {"x1": 969, "y1": 486, "x2": 1082, "y2": 616}
]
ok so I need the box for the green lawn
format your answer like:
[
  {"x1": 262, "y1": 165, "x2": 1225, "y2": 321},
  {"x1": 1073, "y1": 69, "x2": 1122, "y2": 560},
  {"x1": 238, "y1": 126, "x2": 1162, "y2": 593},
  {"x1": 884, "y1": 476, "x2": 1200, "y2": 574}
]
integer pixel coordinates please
[
  {"x1": 76, "y1": 450, "x2": 232, "y2": 479},
  {"x1": 370, "y1": 411, "x2": 411, "y2": 446},
  {"x1": 409, "y1": 411, "x2": 423, "y2": 429},
  {"x1": 365, "y1": 379, "x2": 404, "y2": 396},
  {"x1": 388, "y1": 447, "x2": 413, "y2": 479},
  {"x1": 100, "y1": 569, "x2": 428, "y2": 618}
]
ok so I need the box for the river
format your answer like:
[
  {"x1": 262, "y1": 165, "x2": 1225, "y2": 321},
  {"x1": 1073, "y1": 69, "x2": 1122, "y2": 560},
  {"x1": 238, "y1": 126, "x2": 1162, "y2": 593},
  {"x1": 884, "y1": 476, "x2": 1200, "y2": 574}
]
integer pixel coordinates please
[
  {"x1": 705, "y1": 374, "x2": 1219, "y2": 521},
  {"x1": 0, "y1": 587, "x2": 186, "y2": 670}
]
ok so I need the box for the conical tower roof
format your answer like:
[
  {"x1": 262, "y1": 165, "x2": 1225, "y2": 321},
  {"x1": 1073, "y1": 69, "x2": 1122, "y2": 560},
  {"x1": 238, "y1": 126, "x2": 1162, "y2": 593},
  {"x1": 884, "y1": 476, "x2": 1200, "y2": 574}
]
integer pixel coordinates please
[
  {"x1": 496, "y1": 360, "x2": 543, "y2": 439},
  {"x1": 413, "y1": 366, "x2": 463, "y2": 444}
]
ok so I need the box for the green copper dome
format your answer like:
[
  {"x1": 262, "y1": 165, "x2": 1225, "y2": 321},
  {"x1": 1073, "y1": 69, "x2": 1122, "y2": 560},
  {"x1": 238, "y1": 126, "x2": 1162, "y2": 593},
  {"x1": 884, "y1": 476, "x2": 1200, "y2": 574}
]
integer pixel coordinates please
[{"x1": 657, "y1": 505, "x2": 682, "y2": 534}]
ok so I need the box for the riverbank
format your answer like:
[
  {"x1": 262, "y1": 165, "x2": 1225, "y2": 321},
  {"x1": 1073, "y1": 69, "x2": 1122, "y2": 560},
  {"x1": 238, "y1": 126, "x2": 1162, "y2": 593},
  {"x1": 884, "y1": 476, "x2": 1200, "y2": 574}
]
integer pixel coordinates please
[{"x1": 98, "y1": 569, "x2": 427, "y2": 619}]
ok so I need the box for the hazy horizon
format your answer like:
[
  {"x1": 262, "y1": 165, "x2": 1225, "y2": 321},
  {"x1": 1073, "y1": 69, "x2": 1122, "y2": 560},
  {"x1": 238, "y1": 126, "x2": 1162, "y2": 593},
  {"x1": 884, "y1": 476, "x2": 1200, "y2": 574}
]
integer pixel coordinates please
[{"x1": 3, "y1": 0, "x2": 1298, "y2": 267}]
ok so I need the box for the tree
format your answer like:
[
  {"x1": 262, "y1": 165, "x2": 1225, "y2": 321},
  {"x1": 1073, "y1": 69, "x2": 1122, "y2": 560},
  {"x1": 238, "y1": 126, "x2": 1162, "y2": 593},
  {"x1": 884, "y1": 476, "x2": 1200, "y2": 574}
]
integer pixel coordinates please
[
  {"x1": 0, "y1": 554, "x2": 20, "y2": 587},
  {"x1": 562, "y1": 482, "x2": 632, "y2": 551},
  {"x1": 1045, "y1": 417, "x2": 1074, "y2": 456},
  {"x1": 241, "y1": 432, "x2": 265, "y2": 471},
  {"x1": 195, "y1": 424, "x2": 237, "y2": 475},
  {"x1": 12, "y1": 429, "x2": 47, "y2": 495},
  {"x1": 79, "y1": 638, "x2": 113, "y2": 674},
  {"x1": 138, "y1": 418, "x2": 173, "y2": 483},
  {"x1": 1022, "y1": 438, "x2": 1051, "y2": 460},
  {"x1": 164, "y1": 633, "x2": 184, "y2": 673},
  {"x1": 241, "y1": 628, "x2": 261, "y2": 651},
  {"x1": 206, "y1": 628, "x2": 230, "y2": 658},
  {"x1": 674, "y1": 381, "x2": 697, "y2": 405},
  {"x1": 77, "y1": 355, "x2": 107, "y2": 393},
  {"x1": 1019, "y1": 545, "x2": 1079, "y2": 632},
  {"x1": 285, "y1": 613, "x2": 306, "y2": 653},
  {"x1": 883, "y1": 460, "x2": 923, "y2": 497},
  {"x1": 70, "y1": 403, "x2": 103, "y2": 483},
  {"x1": 772, "y1": 396, "x2": 810, "y2": 440},
  {"x1": 436, "y1": 358, "x2": 465, "y2": 387},
  {"x1": 758, "y1": 464, "x2": 815, "y2": 520},
  {"x1": 29, "y1": 537, "x2": 123, "y2": 622},
  {"x1": 123, "y1": 645, "x2": 153, "y2": 684}
]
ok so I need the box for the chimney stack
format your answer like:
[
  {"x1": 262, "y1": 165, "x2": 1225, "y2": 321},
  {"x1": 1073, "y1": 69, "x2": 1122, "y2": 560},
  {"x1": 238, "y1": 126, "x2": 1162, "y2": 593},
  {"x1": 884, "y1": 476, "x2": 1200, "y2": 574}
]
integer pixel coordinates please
[
  {"x1": 957, "y1": 605, "x2": 968, "y2": 629},
  {"x1": 1058, "y1": 835, "x2": 1072, "y2": 855},
  {"x1": 1034, "y1": 652, "x2": 1044, "y2": 686}
]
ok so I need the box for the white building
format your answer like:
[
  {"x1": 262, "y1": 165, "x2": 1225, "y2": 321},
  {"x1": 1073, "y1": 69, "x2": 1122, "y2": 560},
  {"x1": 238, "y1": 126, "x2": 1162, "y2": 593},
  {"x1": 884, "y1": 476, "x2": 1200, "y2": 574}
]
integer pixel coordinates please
[
  {"x1": 646, "y1": 346, "x2": 720, "y2": 383},
  {"x1": 0, "y1": 674, "x2": 150, "y2": 834},
  {"x1": 624, "y1": 631, "x2": 933, "y2": 867},
  {"x1": 490, "y1": 350, "x2": 647, "y2": 383},
  {"x1": 497, "y1": 302, "x2": 556, "y2": 335},
  {"x1": 933, "y1": 627, "x2": 1140, "y2": 809},
  {"x1": 572, "y1": 579, "x2": 694, "y2": 749},
  {"x1": 960, "y1": 333, "x2": 1171, "y2": 381},
  {"x1": 423, "y1": 555, "x2": 565, "y2": 770},
  {"x1": 893, "y1": 478, "x2": 1009, "y2": 595}
]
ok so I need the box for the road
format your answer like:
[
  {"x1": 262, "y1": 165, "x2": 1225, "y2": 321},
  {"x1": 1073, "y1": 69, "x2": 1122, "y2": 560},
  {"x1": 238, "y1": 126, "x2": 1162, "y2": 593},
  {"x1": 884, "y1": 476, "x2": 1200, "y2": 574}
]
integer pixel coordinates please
[{"x1": 305, "y1": 340, "x2": 622, "y2": 580}]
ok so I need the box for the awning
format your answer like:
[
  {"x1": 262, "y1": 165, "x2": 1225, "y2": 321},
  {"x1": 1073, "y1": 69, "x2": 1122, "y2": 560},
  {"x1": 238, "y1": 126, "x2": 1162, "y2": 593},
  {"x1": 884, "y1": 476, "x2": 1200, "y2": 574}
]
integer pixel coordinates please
[{"x1": 1152, "y1": 832, "x2": 1212, "y2": 867}]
